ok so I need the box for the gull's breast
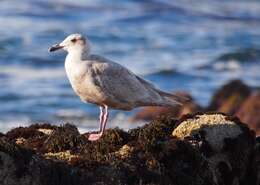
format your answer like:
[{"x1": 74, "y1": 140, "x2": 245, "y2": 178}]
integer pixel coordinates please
[
  {"x1": 71, "y1": 73, "x2": 106, "y2": 104},
  {"x1": 65, "y1": 62, "x2": 106, "y2": 105}
]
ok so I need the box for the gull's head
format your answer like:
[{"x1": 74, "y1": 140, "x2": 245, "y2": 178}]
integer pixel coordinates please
[{"x1": 48, "y1": 33, "x2": 90, "y2": 54}]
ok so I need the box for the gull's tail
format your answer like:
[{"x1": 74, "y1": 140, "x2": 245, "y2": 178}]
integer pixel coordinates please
[{"x1": 135, "y1": 75, "x2": 190, "y2": 107}]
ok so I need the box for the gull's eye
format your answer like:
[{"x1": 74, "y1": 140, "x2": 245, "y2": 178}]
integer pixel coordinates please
[{"x1": 71, "y1": 38, "x2": 77, "y2": 43}]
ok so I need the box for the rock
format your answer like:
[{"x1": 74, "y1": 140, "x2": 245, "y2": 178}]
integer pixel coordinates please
[
  {"x1": 236, "y1": 92, "x2": 260, "y2": 135},
  {"x1": 207, "y1": 80, "x2": 251, "y2": 114},
  {"x1": 6, "y1": 123, "x2": 56, "y2": 151},
  {"x1": 132, "y1": 92, "x2": 201, "y2": 121},
  {"x1": 129, "y1": 116, "x2": 178, "y2": 149},
  {"x1": 127, "y1": 116, "x2": 215, "y2": 185},
  {"x1": 172, "y1": 113, "x2": 255, "y2": 185},
  {"x1": 80, "y1": 127, "x2": 130, "y2": 162},
  {"x1": 42, "y1": 123, "x2": 84, "y2": 153},
  {"x1": 6, "y1": 126, "x2": 45, "y2": 140},
  {"x1": 0, "y1": 136, "x2": 95, "y2": 185},
  {"x1": 0, "y1": 117, "x2": 216, "y2": 185},
  {"x1": 0, "y1": 113, "x2": 256, "y2": 185}
]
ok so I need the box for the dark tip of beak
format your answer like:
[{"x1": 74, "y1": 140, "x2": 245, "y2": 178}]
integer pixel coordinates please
[{"x1": 48, "y1": 44, "x2": 63, "y2": 52}]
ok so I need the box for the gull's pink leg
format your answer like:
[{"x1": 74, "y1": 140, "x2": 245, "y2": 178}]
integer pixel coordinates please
[
  {"x1": 88, "y1": 106, "x2": 104, "y2": 141},
  {"x1": 100, "y1": 105, "x2": 109, "y2": 134},
  {"x1": 88, "y1": 105, "x2": 109, "y2": 141},
  {"x1": 99, "y1": 106, "x2": 105, "y2": 132}
]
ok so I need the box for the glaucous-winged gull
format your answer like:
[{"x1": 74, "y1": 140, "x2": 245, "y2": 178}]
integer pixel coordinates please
[{"x1": 49, "y1": 33, "x2": 186, "y2": 141}]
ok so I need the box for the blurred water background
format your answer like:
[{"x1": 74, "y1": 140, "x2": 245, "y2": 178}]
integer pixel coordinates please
[{"x1": 0, "y1": 0, "x2": 260, "y2": 132}]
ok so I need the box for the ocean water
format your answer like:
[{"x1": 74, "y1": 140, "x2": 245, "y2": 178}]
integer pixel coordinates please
[{"x1": 0, "y1": 0, "x2": 260, "y2": 132}]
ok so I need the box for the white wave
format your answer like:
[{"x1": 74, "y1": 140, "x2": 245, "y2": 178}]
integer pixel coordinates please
[
  {"x1": 213, "y1": 60, "x2": 241, "y2": 71},
  {"x1": 55, "y1": 109, "x2": 87, "y2": 119},
  {"x1": 0, "y1": 65, "x2": 65, "y2": 79}
]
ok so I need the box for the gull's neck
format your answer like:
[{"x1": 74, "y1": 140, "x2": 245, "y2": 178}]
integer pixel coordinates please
[
  {"x1": 65, "y1": 47, "x2": 90, "y2": 77},
  {"x1": 65, "y1": 48, "x2": 90, "y2": 79},
  {"x1": 66, "y1": 47, "x2": 90, "y2": 62}
]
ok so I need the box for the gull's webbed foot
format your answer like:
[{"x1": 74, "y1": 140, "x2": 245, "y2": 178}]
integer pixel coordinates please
[{"x1": 88, "y1": 132, "x2": 103, "y2": 141}]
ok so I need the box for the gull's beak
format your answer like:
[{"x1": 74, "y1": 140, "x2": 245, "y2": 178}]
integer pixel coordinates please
[{"x1": 48, "y1": 44, "x2": 64, "y2": 52}]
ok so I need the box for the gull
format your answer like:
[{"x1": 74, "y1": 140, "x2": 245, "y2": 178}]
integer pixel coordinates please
[{"x1": 49, "y1": 33, "x2": 185, "y2": 141}]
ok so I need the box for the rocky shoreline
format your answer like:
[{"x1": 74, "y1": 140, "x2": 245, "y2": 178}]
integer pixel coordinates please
[
  {"x1": 0, "y1": 79, "x2": 260, "y2": 185},
  {"x1": 0, "y1": 112, "x2": 259, "y2": 185}
]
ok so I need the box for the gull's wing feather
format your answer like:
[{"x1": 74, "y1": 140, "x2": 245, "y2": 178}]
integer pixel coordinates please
[
  {"x1": 88, "y1": 55, "x2": 157, "y2": 102},
  {"x1": 134, "y1": 75, "x2": 188, "y2": 104},
  {"x1": 86, "y1": 55, "x2": 182, "y2": 109}
]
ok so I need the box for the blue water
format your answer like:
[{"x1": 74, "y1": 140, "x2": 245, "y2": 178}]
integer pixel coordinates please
[{"x1": 0, "y1": 0, "x2": 260, "y2": 132}]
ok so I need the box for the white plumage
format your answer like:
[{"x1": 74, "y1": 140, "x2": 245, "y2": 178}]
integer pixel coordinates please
[{"x1": 49, "y1": 33, "x2": 185, "y2": 141}]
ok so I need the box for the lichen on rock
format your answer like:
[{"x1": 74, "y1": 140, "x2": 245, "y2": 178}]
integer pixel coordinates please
[
  {"x1": 172, "y1": 113, "x2": 243, "y2": 151},
  {"x1": 44, "y1": 150, "x2": 80, "y2": 162},
  {"x1": 38, "y1": 128, "x2": 53, "y2": 135}
]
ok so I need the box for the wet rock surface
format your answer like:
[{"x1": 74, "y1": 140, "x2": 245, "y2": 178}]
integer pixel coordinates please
[{"x1": 0, "y1": 113, "x2": 258, "y2": 185}]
